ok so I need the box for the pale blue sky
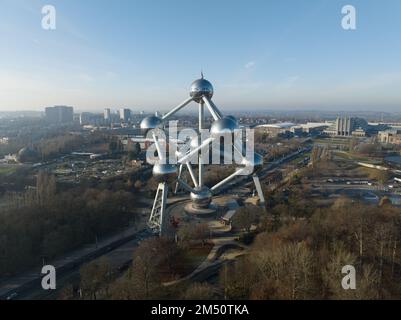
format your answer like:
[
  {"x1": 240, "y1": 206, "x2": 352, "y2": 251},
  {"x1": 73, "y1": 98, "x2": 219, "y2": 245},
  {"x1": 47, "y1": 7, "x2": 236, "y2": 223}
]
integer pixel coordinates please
[{"x1": 1, "y1": 0, "x2": 401, "y2": 112}]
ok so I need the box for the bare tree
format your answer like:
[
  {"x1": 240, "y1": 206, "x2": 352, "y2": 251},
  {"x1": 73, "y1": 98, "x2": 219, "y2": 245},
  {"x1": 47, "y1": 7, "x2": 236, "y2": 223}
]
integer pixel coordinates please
[
  {"x1": 181, "y1": 282, "x2": 215, "y2": 300},
  {"x1": 232, "y1": 205, "x2": 261, "y2": 233},
  {"x1": 80, "y1": 257, "x2": 111, "y2": 300}
]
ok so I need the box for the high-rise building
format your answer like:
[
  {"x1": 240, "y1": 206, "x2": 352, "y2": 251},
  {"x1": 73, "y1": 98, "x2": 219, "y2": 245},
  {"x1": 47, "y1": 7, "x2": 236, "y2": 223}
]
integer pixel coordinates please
[
  {"x1": 120, "y1": 108, "x2": 131, "y2": 122},
  {"x1": 104, "y1": 108, "x2": 111, "y2": 121},
  {"x1": 45, "y1": 106, "x2": 74, "y2": 124},
  {"x1": 80, "y1": 112, "x2": 104, "y2": 126}
]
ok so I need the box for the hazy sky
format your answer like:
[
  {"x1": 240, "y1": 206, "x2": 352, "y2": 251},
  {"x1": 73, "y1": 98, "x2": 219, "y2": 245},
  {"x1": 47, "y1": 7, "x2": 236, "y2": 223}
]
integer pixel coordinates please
[{"x1": 1, "y1": 0, "x2": 401, "y2": 112}]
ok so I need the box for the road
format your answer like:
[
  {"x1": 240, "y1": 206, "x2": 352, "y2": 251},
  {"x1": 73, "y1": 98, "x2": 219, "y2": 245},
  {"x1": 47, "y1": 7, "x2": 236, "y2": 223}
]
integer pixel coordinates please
[
  {"x1": 0, "y1": 197, "x2": 155, "y2": 300},
  {"x1": 21, "y1": 229, "x2": 155, "y2": 300},
  {"x1": 306, "y1": 179, "x2": 401, "y2": 206},
  {"x1": 0, "y1": 227, "x2": 154, "y2": 300}
]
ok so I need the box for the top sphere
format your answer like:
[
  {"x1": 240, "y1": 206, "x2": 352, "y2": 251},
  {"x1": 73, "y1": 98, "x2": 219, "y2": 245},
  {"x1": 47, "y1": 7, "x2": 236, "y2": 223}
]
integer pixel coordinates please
[
  {"x1": 140, "y1": 116, "x2": 163, "y2": 131},
  {"x1": 190, "y1": 78, "x2": 214, "y2": 102}
]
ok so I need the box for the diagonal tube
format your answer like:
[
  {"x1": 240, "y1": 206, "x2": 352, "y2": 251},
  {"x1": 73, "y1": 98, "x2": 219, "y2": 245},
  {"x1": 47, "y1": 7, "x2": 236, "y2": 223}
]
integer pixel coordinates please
[
  {"x1": 210, "y1": 167, "x2": 248, "y2": 192},
  {"x1": 152, "y1": 132, "x2": 165, "y2": 161},
  {"x1": 162, "y1": 97, "x2": 193, "y2": 121},
  {"x1": 186, "y1": 162, "x2": 198, "y2": 187},
  {"x1": 203, "y1": 96, "x2": 223, "y2": 119},
  {"x1": 178, "y1": 137, "x2": 214, "y2": 164},
  {"x1": 202, "y1": 96, "x2": 221, "y2": 121},
  {"x1": 177, "y1": 178, "x2": 197, "y2": 194}
]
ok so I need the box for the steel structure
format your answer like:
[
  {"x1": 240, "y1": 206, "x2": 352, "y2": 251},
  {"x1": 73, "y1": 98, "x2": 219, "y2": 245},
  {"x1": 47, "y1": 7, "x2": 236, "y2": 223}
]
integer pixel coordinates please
[{"x1": 141, "y1": 76, "x2": 265, "y2": 236}]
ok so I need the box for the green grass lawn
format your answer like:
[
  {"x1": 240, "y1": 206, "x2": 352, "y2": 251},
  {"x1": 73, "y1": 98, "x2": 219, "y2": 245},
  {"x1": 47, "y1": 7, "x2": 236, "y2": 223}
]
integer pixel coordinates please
[
  {"x1": 0, "y1": 166, "x2": 17, "y2": 175},
  {"x1": 334, "y1": 151, "x2": 383, "y2": 164},
  {"x1": 313, "y1": 138, "x2": 350, "y2": 146}
]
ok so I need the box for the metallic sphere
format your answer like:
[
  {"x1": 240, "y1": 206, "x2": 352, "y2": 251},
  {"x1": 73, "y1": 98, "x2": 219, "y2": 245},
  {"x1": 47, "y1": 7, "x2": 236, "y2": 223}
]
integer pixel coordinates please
[
  {"x1": 175, "y1": 138, "x2": 199, "y2": 160},
  {"x1": 225, "y1": 115, "x2": 238, "y2": 125},
  {"x1": 241, "y1": 152, "x2": 264, "y2": 175},
  {"x1": 190, "y1": 78, "x2": 214, "y2": 103},
  {"x1": 152, "y1": 163, "x2": 177, "y2": 183},
  {"x1": 210, "y1": 117, "x2": 239, "y2": 136},
  {"x1": 190, "y1": 136, "x2": 200, "y2": 149},
  {"x1": 190, "y1": 186, "x2": 212, "y2": 209},
  {"x1": 16, "y1": 147, "x2": 39, "y2": 163},
  {"x1": 140, "y1": 116, "x2": 163, "y2": 131}
]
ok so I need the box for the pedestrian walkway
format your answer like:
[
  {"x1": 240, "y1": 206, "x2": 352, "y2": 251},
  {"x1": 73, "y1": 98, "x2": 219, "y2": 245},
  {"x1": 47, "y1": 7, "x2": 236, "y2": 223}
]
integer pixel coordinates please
[{"x1": 163, "y1": 200, "x2": 247, "y2": 287}]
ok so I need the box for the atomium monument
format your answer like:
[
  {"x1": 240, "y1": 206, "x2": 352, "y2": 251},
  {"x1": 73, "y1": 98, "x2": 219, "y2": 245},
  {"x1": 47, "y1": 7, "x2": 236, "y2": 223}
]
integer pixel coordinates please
[{"x1": 141, "y1": 75, "x2": 265, "y2": 236}]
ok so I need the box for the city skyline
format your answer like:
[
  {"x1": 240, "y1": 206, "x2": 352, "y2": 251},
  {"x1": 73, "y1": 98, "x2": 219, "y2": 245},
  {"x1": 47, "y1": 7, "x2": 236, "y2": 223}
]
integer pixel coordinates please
[{"x1": 1, "y1": 0, "x2": 401, "y2": 112}]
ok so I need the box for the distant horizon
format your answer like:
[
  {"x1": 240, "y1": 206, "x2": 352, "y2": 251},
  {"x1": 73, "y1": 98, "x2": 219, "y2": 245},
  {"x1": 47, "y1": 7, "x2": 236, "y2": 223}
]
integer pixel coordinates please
[{"x1": 1, "y1": 107, "x2": 401, "y2": 116}]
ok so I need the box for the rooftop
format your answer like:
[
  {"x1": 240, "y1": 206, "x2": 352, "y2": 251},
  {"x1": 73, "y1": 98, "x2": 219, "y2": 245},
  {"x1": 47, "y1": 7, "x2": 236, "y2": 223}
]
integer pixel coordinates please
[{"x1": 256, "y1": 122, "x2": 295, "y2": 129}]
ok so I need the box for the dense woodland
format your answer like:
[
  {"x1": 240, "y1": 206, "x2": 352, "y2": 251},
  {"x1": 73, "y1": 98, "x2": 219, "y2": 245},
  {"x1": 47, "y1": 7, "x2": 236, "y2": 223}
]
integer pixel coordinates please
[
  {"x1": 0, "y1": 172, "x2": 139, "y2": 276},
  {"x1": 222, "y1": 200, "x2": 401, "y2": 299}
]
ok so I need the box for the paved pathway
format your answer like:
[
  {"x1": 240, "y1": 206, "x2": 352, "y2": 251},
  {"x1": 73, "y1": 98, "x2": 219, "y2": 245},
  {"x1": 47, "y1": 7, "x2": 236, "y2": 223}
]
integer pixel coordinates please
[{"x1": 163, "y1": 199, "x2": 248, "y2": 287}]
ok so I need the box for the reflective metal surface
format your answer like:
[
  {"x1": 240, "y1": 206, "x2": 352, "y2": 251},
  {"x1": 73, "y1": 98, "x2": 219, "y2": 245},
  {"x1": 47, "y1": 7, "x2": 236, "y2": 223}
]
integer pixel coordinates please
[
  {"x1": 241, "y1": 152, "x2": 264, "y2": 174},
  {"x1": 152, "y1": 164, "x2": 177, "y2": 183},
  {"x1": 190, "y1": 186, "x2": 212, "y2": 209},
  {"x1": 162, "y1": 97, "x2": 193, "y2": 121},
  {"x1": 147, "y1": 76, "x2": 266, "y2": 235},
  {"x1": 140, "y1": 116, "x2": 163, "y2": 130},
  {"x1": 190, "y1": 78, "x2": 214, "y2": 102},
  {"x1": 210, "y1": 117, "x2": 239, "y2": 136},
  {"x1": 225, "y1": 115, "x2": 238, "y2": 125},
  {"x1": 16, "y1": 147, "x2": 39, "y2": 163},
  {"x1": 190, "y1": 136, "x2": 200, "y2": 149}
]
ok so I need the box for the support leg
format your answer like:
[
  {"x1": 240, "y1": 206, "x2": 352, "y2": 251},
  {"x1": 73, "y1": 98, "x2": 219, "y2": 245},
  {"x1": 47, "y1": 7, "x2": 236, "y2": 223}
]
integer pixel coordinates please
[
  {"x1": 148, "y1": 182, "x2": 168, "y2": 236},
  {"x1": 174, "y1": 164, "x2": 184, "y2": 194},
  {"x1": 252, "y1": 175, "x2": 265, "y2": 206},
  {"x1": 198, "y1": 102, "x2": 204, "y2": 187}
]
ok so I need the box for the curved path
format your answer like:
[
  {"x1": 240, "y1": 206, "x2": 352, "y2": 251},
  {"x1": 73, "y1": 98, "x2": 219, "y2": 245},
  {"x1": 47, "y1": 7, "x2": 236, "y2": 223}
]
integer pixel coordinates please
[{"x1": 163, "y1": 198, "x2": 248, "y2": 287}]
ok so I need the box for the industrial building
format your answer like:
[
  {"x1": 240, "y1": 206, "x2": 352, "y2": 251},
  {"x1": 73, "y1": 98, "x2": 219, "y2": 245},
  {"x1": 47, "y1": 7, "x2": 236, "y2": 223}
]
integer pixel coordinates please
[
  {"x1": 296, "y1": 122, "x2": 331, "y2": 135},
  {"x1": 255, "y1": 122, "x2": 295, "y2": 137},
  {"x1": 256, "y1": 122, "x2": 329, "y2": 137}
]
